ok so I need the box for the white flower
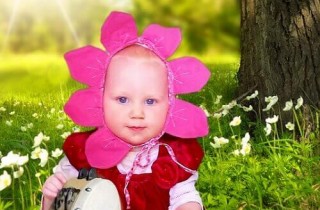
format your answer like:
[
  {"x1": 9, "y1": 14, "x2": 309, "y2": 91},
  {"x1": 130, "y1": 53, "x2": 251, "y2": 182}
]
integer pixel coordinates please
[
  {"x1": 213, "y1": 136, "x2": 229, "y2": 148},
  {"x1": 0, "y1": 152, "x2": 29, "y2": 168},
  {"x1": 43, "y1": 134, "x2": 50, "y2": 141},
  {"x1": 13, "y1": 167, "x2": 24, "y2": 179},
  {"x1": 295, "y1": 97, "x2": 304, "y2": 110},
  {"x1": 50, "y1": 108, "x2": 56, "y2": 113},
  {"x1": 56, "y1": 124, "x2": 64, "y2": 129},
  {"x1": 221, "y1": 108, "x2": 229, "y2": 116},
  {"x1": 32, "y1": 113, "x2": 38, "y2": 118},
  {"x1": 214, "y1": 136, "x2": 229, "y2": 145},
  {"x1": 61, "y1": 132, "x2": 71, "y2": 139},
  {"x1": 51, "y1": 148, "x2": 63, "y2": 158},
  {"x1": 213, "y1": 113, "x2": 222, "y2": 119},
  {"x1": 33, "y1": 132, "x2": 50, "y2": 148},
  {"x1": 240, "y1": 105, "x2": 253, "y2": 112},
  {"x1": 214, "y1": 95, "x2": 223, "y2": 104},
  {"x1": 17, "y1": 155, "x2": 29, "y2": 166},
  {"x1": 20, "y1": 126, "x2": 27, "y2": 132},
  {"x1": 31, "y1": 147, "x2": 48, "y2": 167},
  {"x1": 246, "y1": 90, "x2": 258, "y2": 100},
  {"x1": 13, "y1": 101, "x2": 20, "y2": 106},
  {"x1": 241, "y1": 133, "x2": 250, "y2": 145},
  {"x1": 263, "y1": 96, "x2": 278, "y2": 111},
  {"x1": 27, "y1": 123, "x2": 34, "y2": 129},
  {"x1": 210, "y1": 136, "x2": 229, "y2": 148},
  {"x1": 222, "y1": 104, "x2": 230, "y2": 111},
  {"x1": 240, "y1": 143, "x2": 251, "y2": 156},
  {"x1": 31, "y1": 147, "x2": 41, "y2": 159},
  {"x1": 232, "y1": 149, "x2": 240, "y2": 156},
  {"x1": 229, "y1": 100, "x2": 237, "y2": 108},
  {"x1": 0, "y1": 151, "x2": 19, "y2": 168},
  {"x1": 5, "y1": 120, "x2": 13, "y2": 126},
  {"x1": 233, "y1": 149, "x2": 240, "y2": 156},
  {"x1": 39, "y1": 151, "x2": 49, "y2": 167},
  {"x1": 283, "y1": 100, "x2": 293, "y2": 111},
  {"x1": 230, "y1": 116, "x2": 241, "y2": 126},
  {"x1": 232, "y1": 132, "x2": 251, "y2": 156},
  {"x1": 265, "y1": 115, "x2": 279, "y2": 124},
  {"x1": 210, "y1": 142, "x2": 221, "y2": 148},
  {"x1": 285, "y1": 122, "x2": 295, "y2": 131},
  {"x1": 265, "y1": 96, "x2": 278, "y2": 103},
  {"x1": 221, "y1": 101, "x2": 237, "y2": 116},
  {"x1": 33, "y1": 133, "x2": 43, "y2": 148},
  {"x1": 264, "y1": 123, "x2": 272, "y2": 136},
  {"x1": 9, "y1": 111, "x2": 15, "y2": 115},
  {"x1": 0, "y1": 171, "x2": 12, "y2": 191},
  {"x1": 0, "y1": 107, "x2": 6, "y2": 112}
]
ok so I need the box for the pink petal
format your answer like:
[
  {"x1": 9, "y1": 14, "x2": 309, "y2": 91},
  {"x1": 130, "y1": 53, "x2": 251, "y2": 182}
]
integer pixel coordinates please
[
  {"x1": 85, "y1": 128, "x2": 131, "y2": 168},
  {"x1": 64, "y1": 88, "x2": 104, "y2": 127},
  {"x1": 169, "y1": 57, "x2": 211, "y2": 94},
  {"x1": 64, "y1": 46, "x2": 108, "y2": 87},
  {"x1": 142, "y1": 24, "x2": 181, "y2": 59},
  {"x1": 101, "y1": 11, "x2": 138, "y2": 53},
  {"x1": 165, "y1": 99, "x2": 209, "y2": 138}
]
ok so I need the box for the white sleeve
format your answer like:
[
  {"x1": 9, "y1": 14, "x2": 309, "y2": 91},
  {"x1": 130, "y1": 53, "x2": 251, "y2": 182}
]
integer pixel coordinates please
[
  {"x1": 168, "y1": 172, "x2": 203, "y2": 210},
  {"x1": 41, "y1": 156, "x2": 78, "y2": 210},
  {"x1": 53, "y1": 156, "x2": 78, "y2": 179}
]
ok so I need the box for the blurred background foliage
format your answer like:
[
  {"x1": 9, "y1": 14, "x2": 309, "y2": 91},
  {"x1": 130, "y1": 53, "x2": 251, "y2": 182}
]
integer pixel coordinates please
[
  {"x1": 0, "y1": 0, "x2": 240, "y2": 59},
  {"x1": 0, "y1": 0, "x2": 240, "y2": 101}
]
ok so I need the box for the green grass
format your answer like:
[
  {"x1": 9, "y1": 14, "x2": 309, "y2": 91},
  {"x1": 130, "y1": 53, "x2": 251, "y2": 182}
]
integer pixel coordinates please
[
  {"x1": 1, "y1": 53, "x2": 320, "y2": 209},
  {"x1": 0, "y1": 53, "x2": 87, "y2": 209},
  {"x1": 0, "y1": 53, "x2": 83, "y2": 103}
]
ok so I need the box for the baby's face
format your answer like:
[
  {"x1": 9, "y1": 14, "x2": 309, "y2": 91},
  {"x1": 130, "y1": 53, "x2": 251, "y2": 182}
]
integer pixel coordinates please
[{"x1": 103, "y1": 57, "x2": 169, "y2": 145}]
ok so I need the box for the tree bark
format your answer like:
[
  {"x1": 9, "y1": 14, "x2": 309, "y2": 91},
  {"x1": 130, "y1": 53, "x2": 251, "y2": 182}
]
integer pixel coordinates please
[{"x1": 238, "y1": 0, "x2": 320, "y2": 112}]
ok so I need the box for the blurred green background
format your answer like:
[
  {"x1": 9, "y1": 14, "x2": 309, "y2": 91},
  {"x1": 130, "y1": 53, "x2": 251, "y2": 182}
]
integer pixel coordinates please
[{"x1": 0, "y1": 0, "x2": 240, "y2": 102}]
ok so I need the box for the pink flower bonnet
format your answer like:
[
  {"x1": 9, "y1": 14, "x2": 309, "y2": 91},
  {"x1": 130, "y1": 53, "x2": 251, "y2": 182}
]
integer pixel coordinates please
[{"x1": 64, "y1": 11, "x2": 210, "y2": 169}]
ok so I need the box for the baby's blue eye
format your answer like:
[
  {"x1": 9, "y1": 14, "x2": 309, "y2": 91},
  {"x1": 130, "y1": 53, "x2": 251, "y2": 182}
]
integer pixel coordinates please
[
  {"x1": 117, "y1": 97, "x2": 128, "y2": 104},
  {"x1": 145, "y1": 99, "x2": 156, "y2": 105}
]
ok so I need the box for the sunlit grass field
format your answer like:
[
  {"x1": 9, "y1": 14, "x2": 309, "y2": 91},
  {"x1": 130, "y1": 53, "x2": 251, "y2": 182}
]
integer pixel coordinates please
[{"x1": 1, "y1": 53, "x2": 319, "y2": 209}]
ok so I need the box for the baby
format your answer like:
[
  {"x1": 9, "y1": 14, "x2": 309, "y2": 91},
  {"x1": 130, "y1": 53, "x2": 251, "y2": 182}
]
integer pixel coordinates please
[{"x1": 42, "y1": 11, "x2": 210, "y2": 210}]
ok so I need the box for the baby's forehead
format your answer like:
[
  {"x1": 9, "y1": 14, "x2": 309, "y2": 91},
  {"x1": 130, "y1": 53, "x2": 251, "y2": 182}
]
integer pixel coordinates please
[
  {"x1": 111, "y1": 45, "x2": 165, "y2": 65},
  {"x1": 104, "y1": 60, "x2": 168, "y2": 96},
  {"x1": 107, "y1": 54, "x2": 167, "y2": 79},
  {"x1": 114, "y1": 44, "x2": 159, "y2": 58},
  {"x1": 105, "y1": 45, "x2": 168, "y2": 87},
  {"x1": 105, "y1": 56, "x2": 168, "y2": 90}
]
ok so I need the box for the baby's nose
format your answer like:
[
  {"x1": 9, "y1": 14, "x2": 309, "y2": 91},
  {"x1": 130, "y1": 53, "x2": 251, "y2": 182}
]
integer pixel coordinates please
[{"x1": 130, "y1": 103, "x2": 144, "y2": 119}]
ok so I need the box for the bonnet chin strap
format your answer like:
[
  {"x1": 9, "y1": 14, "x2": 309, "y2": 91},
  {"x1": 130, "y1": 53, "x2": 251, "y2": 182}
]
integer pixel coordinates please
[{"x1": 123, "y1": 138, "x2": 197, "y2": 209}]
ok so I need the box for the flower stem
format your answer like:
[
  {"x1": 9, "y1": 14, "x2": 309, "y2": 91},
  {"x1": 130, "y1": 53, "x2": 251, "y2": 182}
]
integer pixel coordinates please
[
  {"x1": 18, "y1": 178, "x2": 25, "y2": 210},
  {"x1": 293, "y1": 109, "x2": 303, "y2": 136},
  {"x1": 25, "y1": 166, "x2": 35, "y2": 206},
  {"x1": 11, "y1": 169, "x2": 16, "y2": 210}
]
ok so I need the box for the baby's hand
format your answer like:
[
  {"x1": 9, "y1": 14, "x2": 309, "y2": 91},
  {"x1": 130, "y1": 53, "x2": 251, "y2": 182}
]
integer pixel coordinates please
[{"x1": 42, "y1": 172, "x2": 67, "y2": 200}]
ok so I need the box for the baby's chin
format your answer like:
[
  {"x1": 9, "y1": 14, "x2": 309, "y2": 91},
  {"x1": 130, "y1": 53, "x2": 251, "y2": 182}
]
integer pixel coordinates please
[
  {"x1": 124, "y1": 135, "x2": 159, "y2": 147},
  {"x1": 126, "y1": 138, "x2": 150, "y2": 146}
]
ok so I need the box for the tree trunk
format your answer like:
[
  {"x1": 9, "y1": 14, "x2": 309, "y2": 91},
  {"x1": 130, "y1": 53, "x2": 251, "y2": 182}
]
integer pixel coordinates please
[{"x1": 238, "y1": 0, "x2": 320, "y2": 114}]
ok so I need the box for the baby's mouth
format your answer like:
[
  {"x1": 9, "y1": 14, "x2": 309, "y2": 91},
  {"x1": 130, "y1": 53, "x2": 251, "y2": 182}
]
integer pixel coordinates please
[{"x1": 127, "y1": 126, "x2": 146, "y2": 131}]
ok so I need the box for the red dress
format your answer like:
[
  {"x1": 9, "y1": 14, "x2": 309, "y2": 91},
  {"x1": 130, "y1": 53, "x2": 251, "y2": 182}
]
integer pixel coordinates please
[{"x1": 63, "y1": 131, "x2": 204, "y2": 210}]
